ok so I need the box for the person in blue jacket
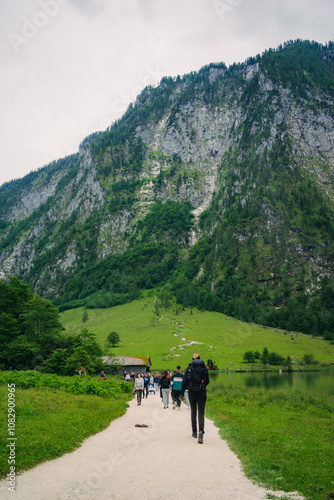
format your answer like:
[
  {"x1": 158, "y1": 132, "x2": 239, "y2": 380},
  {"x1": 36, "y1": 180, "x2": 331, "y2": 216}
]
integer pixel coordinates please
[{"x1": 170, "y1": 365, "x2": 183, "y2": 410}]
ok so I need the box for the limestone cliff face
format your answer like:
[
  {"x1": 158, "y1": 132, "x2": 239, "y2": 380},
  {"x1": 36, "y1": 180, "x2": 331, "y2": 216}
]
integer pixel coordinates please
[
  {"x1": 136, "y1": 100, "x2": 238, "y2": 218},
  {"x1": 0, "y1": 149, "x2": 104, "y2": 286},
  {"x1": 0, "y1": 40, "x2": 333, "y2": 300},
  {"x1": 6, "y1": 171, "x2": 66, "y2": 223},
  {"x1": 63, "y1": 148, "x2": 104, "y2": 218}
]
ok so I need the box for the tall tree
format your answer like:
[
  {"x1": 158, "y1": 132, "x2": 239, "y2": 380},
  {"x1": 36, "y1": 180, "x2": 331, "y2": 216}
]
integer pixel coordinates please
[{"x1": 107, "y1": 331, "x2": 120, "y2": 347}]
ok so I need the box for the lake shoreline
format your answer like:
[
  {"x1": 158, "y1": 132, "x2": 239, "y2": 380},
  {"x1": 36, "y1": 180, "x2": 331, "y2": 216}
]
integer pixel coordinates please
[{"x1": 210, "y1": 367, "x2": 334, "y2": 373}]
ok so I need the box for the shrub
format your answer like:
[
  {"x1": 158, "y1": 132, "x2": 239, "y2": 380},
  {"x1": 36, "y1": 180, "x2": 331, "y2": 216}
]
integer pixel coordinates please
[
  {"x1": 243, "y1": 351, "x2": 256, "y2": 363},
  {"x1": 0, "y1": 371, "x2": 132, "y2": 398},
  {"x1": 268, "y1": 352, "x2": 285, "y2": 365},
  {"x1": 303, "y1": 353, "x2": 315, "y2": 365}
]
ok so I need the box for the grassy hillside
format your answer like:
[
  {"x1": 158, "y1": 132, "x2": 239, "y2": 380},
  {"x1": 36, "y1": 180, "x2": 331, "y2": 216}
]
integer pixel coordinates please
[{"x1": 60, "y1": 293, "x2": 334, "y2": 371}]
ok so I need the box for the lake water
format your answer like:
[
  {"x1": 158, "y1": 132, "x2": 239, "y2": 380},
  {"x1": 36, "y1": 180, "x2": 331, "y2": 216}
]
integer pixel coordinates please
[{"x1": 209, "y1": 370, "x2": 334, "y2": 395}]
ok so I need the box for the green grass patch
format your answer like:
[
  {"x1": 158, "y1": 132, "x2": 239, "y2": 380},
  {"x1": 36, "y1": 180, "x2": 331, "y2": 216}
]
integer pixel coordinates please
[
  {"x1": 60, "y1": 295, "x2": 334, "y2": 372},
  {"x1": 0, "y1": 374, "x2": 132, "y2": 478},
  {"x1": 0, "y1": 371, "x2": 132, "y2": 398},
  {"x1": 206, "y1": 384, "x2": 334, "y2": 500}
]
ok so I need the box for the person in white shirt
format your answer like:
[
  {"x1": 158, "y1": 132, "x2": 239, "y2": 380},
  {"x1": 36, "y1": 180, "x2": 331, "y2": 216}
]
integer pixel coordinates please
[{"x1": 134, "y1": 373, "x2": 144, "y2": 405}]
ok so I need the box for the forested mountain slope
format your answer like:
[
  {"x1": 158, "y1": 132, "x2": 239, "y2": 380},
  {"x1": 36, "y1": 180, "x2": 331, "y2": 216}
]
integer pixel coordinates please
[{"x1": 0, "y1": 40, "x2": 333, "y2": 336}]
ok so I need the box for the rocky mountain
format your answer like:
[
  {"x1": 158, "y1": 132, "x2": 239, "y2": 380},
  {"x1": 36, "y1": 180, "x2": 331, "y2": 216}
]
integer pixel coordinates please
[{"x1": 1, "y1": 40, "x2": 333, "y2": 337}]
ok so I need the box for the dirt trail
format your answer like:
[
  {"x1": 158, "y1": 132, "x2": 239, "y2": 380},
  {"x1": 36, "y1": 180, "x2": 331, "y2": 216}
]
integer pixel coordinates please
[{"x1": 0, "y1": 394, "x2": 304, "y2": 500}]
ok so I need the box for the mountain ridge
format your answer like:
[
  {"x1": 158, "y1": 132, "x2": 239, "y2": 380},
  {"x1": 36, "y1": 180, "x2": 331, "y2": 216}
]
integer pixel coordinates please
[{"x1": 1, "y1": 39, "x2": 333, "y2": 337}]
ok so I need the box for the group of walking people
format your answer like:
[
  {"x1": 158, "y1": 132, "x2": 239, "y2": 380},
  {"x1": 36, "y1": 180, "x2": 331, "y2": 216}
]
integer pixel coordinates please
[
  {"x1": 133, "y1": 372, "x2": 155, "y2": 401},
  {"x1": 133, "y1": 353, "x2": 209, "y2": 444}
]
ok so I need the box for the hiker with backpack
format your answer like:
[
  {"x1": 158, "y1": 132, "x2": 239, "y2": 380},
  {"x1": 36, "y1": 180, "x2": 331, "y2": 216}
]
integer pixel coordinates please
[
  {"x1": 180, "y1": 353, "x2": 209, "y2": 443},
  {"x1": 170, "y1": 365, "x2": 183, "y2": 410}
]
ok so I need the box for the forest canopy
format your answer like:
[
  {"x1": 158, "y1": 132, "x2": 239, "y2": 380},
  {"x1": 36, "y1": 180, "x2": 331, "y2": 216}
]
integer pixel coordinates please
[{"x1": 0, "y1": 277, "x2": 104, "y2": 374}]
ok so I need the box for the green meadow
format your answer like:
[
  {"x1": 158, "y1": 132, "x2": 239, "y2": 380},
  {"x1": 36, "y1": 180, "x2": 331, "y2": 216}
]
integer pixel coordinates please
[
  {"x1": 61, "y1": 293, "x2": 334, "y2": 371},
  {"x1": 0, "y1": 376, "x2": 131, "y2": 478},
  {"x1": 206, "y1": 385, "x2": 334, "y2": 500}
]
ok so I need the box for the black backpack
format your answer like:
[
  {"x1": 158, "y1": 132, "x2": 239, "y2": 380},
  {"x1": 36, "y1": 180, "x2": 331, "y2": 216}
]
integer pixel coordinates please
[
  {"x1": 188, "y1": 362, "x2": 206, "y2": 392},
  {"x1": 160, "y1": 376, "x2": 169, "y2": 388}
]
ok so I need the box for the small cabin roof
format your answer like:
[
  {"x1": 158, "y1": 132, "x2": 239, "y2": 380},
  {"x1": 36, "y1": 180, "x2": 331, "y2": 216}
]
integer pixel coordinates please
[{"x1": 102, "y1": 355, "x2": 151, "y2": 367}]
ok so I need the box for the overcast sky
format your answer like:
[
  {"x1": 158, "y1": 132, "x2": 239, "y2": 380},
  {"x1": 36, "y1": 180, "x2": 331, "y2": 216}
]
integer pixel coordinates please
[{"x1": 0, "y1": 0, "x2": 333, "y2": 186}]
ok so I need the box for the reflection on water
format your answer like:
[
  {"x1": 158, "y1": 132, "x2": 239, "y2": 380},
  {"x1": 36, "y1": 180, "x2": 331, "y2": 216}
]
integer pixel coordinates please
[{"x1": 210, "y1": 370, "x2": 334, "y2": 394}]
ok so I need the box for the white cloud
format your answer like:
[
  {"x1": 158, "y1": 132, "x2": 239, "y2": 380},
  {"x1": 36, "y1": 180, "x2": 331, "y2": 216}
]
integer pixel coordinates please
[{"x1": 0, "y1": 0, "x2": 333, "y2": 185}]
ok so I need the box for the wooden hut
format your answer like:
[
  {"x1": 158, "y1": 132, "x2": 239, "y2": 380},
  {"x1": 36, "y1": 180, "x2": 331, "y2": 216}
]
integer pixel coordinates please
[{"x1": 102, "y1": 355, "x2": 151, "y2": 376}]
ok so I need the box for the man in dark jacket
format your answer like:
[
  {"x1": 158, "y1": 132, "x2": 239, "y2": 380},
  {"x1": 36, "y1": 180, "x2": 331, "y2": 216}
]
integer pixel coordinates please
[
  {"x1": 180, "y1": 353, "x2": 209, "y2": 443},
  {"x1": 143, "y1": 373, "x2": 150, "y2": 398}
]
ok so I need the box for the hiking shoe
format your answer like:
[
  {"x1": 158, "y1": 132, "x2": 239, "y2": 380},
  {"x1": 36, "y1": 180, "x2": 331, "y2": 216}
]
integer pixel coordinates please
[
  {"x1": 198, "y1": 431, "x2": 203, "y2": 444},
  {"x1": 192, "y1": 432, "x2": 197, "y2": 438}
]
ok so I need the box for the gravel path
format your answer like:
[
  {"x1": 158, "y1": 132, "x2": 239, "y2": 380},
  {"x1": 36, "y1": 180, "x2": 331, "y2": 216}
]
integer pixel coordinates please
[{"x1": 0, "y1": 393, "x2": 304, "y2": 500}]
